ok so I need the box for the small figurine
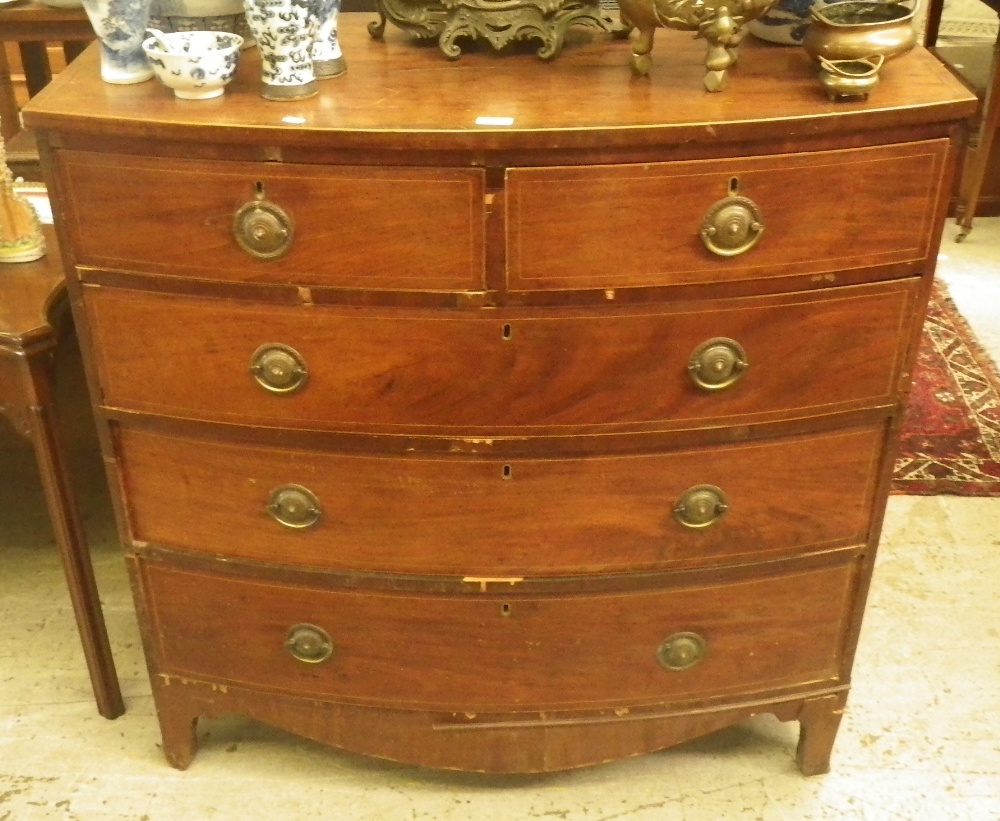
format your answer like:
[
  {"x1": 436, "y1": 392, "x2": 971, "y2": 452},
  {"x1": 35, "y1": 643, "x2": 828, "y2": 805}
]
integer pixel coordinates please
[{"x1": 0, "y1": 121, "x2": 46, "y2": 264}]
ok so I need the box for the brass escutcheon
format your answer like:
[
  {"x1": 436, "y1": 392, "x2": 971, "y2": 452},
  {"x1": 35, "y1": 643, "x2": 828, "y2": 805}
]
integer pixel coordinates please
[
  {"x1": 284, "y1": 623, "x2": 334, "y2": 664},
  {"x1": 267, "y1": 484, "x2": 322, "y2": 529},
  {"x1": 656, "y1": 631, "x2": 706, "y2": 671},
  {"x1": 250, "y1": 343, "x2": 308, "y2": 394},
  {"x1": 687, "y1": 337, "x2": 748, "y2": 391},
  {"x1": 233, "y1": 188, "x2": 294, "y2": 260},
  {"x1": 700, "y1": 195, "x2": 764, "y2": 257},
  {"x1": 673, "y1": 484, "x2": 728, "y2": 529}
]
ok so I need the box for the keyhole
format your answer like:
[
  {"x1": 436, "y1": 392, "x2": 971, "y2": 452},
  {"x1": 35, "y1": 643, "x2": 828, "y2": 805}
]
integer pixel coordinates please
[
  {"x1": 729, "y1": 177, "x2": 740, "y2": 195},
  {"x1": 500, "y1": 603, "x2": 512, "y2": 617},
  {"x1": 502, "y1": 323, "x2": 513, "y2": 341},
  {"x1": 254, "y1": 180, "x2": 266, "y2": 197},
  {"x1": 502, "y1": 464, "x2": 513, "y2": 480}
]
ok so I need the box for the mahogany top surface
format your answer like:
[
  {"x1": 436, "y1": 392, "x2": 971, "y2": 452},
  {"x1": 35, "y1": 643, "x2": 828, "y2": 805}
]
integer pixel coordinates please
[
  {"x1": 21, "y1": 14, "x2": 976, "y2": 152},
  {"x1": 0, "y1": 0, "x2": 91, "y2": 38},
  {"x1": 0, "y1": 226, "x2": 64, "y2": 350}
]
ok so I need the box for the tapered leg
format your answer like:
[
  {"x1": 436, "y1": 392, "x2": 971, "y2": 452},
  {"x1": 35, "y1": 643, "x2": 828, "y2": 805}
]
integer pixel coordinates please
[
  {"x1": 29, "y1": 399, "x2": 125, "y2": 719},
  {"x1": 796, "y1": 693, "x2": 846, "y2": 776},
  {"x1": 152, "y1": 682, "x2": 200, "y2": 769}
]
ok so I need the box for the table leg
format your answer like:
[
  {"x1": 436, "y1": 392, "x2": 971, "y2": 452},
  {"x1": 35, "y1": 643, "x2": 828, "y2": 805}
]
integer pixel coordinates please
[
  {"x1": 0, "y1": 46, "x2": 20, "y2": 141},
  {"x1": 27, "y1": 397, "x2": 124, "y2": 719},
  {"x1": 2, "y1": 347, "x2": 125, "y2": 719},
  {"x1": 18, "y1": 42, "x2": 53, "y2": 99},
  {"x1": 63, "y1": 40, "x2": 88, "y2": 63},
  {"x1": 957, "y1": 24, "x2": 1000, "y2": 241}
]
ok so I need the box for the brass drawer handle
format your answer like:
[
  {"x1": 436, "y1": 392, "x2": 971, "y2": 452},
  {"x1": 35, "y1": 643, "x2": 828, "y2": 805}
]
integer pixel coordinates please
[
  {"x1": 250, "y1": 343, "x2": 309, "y2": 394},
  {"x1": 233, "y1": 189, "x2": 294, "y2": 260},
  {"x1": 268, "y1": 484, "x2": 322, "y2": 529},
  {"x1": 656, "y1": 631, "x2": 706, "y2": 671},
  {"x1": 284, "y1": 623, "x2": 334, "y2": 664},
  {"x1": 673, "y1": 484, "x2": 728, "y2": 529},
  {"x1": 687, "y1": 337, "x2": 748, "y2": 391},
  {"x1": 700, "y1": 195, "x2": 764, "y2": 257}
]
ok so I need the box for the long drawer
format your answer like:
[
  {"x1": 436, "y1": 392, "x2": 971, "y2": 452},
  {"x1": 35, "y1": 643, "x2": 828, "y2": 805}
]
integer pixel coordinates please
[
  {"x1": 56, "y1": 143, "x2": 947, "y2": 294},
  {"x1": 507, "y1": 140, "x2": 948, "y2": 290},
  {"x1": 117, "y1": 424, "x2": 884, "y2": 574},
  {"x1": 84, "y1": 278, "x2": 919, "y2": 435},
  {"x1": 139, "y1": 558, "x2": 856, "y2": 711},
  {"x1": 56, "y1": 152, "x2": 486, "y2": 291}
]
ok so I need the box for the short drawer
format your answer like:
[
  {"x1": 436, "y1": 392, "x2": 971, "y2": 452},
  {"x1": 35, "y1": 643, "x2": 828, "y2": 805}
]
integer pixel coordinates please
[
  {"x1": 84, "y1": 278, "x2": 919, "y2": 435},
  {"x1": 57, "y1": 152, "x2": 485, "y2": 290},
  {"x1": 139, "y1": 559, "x2": 855, "y2": 711},
  {"x1": 507, "y1": 140, "x2": 948, "y2": 290},
  {"x1": 117, "y1": 424, "x2": 884, "y2": 574}
]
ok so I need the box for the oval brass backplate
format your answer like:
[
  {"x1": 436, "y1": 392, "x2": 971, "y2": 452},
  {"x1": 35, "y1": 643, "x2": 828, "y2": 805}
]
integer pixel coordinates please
[
  {"x1": 687, "y1": 337, "x2": 748, "y2": 391},
  {"x1": 673, "y1": 484, "x2": 728, "y2": 529},
  {"x1": 233, "y1": 198, "x2": 294, "y2": 260},
  {"x1": 250, "y1": 343, "x2": 308, "y2": 394},
  {"x1": 700, "y1": 195, "x2": 764, "y2": 257},
  {"x1": 267, "y1": 484, "x2": 322, "y2": 529},
  {"x1": 284, "y1": 623, "x2": 334, "y2": 664},
  {"x1": 656, "y1": 631, "x2": 706, "y2": 671}
]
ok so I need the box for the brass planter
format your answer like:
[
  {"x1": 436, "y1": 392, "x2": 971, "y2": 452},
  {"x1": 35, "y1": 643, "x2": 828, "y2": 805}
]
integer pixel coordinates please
[
  {"x1": 818, "y1": 54, "x2": 884, "y2": 100},
  {"x1": 802, "y1": 0, "x2": 917, "y2": 63}
]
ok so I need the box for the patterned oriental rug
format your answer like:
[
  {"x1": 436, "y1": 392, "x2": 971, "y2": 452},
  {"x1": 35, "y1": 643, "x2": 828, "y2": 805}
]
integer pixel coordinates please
[{"x1": 893, "y1": 281, "x2": 1000, "y2": 496}]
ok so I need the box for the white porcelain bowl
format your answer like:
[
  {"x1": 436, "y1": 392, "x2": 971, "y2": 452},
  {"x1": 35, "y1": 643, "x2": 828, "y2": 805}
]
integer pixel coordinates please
[{"x1": 141, "y1": 30, "x2": 243, "y2": 100}]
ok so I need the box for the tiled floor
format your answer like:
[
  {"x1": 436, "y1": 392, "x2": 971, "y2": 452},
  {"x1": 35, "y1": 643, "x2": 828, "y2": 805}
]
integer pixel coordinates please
[{"x1": 2, "y1": 214, "x2": 1000, "y2": 818}]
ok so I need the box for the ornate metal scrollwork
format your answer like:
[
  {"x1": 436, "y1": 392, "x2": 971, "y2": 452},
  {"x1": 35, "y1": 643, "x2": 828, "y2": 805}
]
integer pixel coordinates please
[{"x1": 370, "y1": 0, "x2": 614, "y2": 61}]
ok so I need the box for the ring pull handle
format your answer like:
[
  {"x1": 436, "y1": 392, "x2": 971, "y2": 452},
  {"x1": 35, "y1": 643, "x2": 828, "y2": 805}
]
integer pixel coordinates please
[
  {"x1": 673, "y1": 484, "x2": 728, "y2": 529},
  {"x1": 233, "y1": 182, "x2": 294, "y2": 260},
  {"x1": 250, "y1": 343, "x2": 308, "y2": 394},
  {"x1": 267, "y1": 484, "x2": 322, "y2": 529},
  {"x1": 687, "y1": 337, "x2": 748, "y2": 391},
  {"x1": 284, "y1": 623, "x2": 334, "y2": 664},
  {"x1": 656, "y1": 631, "x2": 707, "y2": 671},
  {"x1": 700, "y1": 195, "x2": 764, "y2": 257}
]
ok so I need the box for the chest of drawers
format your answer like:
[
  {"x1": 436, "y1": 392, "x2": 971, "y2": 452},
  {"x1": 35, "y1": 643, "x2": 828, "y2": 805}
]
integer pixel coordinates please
[{"x1": 23, "y1": 18, "x2": 976, "y2": 775}]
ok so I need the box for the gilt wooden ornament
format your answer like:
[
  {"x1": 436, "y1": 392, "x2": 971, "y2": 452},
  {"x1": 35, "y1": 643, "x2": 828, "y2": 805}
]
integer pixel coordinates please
[{"x1": 0, "y1": 123, "x2": 46, "y2": 264}]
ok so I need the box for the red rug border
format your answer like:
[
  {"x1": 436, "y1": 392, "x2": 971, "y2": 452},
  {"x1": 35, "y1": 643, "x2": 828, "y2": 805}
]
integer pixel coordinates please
[{"x1": 891, "y1": 277, "x2": 1000, "y2": 496}]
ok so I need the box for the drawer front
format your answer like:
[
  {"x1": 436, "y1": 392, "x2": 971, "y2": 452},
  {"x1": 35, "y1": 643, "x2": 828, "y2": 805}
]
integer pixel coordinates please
[
  {"x1": 118, "y1": 424, "x2": 884, "y2": 574},
  {"x1": 507, "y1": 140, "x2": 948, "y2": 290},
  {"x1": 58, "y1": 152, "x2": 485, "y2": 290},
  {"x1": 85, "y1": 279, "x2": 918, "y2": 434},
  {"x1": 141, "y1": 559, "x2": 855, "y2": 710}
]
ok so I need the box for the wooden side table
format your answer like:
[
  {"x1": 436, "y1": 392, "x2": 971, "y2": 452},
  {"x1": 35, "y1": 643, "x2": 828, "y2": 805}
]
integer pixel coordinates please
[
  {"x1": 0, "y1": 0, "x2": 92, "y2": 177},
  {"x1": 0, "y1": 225, "x2": 123, "y2": 719},
  {"x1": 925, "y1": 0, "x2": 1000, "y2": 239}
]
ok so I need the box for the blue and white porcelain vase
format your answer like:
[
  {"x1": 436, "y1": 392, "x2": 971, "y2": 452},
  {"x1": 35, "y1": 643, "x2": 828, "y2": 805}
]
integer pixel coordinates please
[
  {"x1": 81, "y1": 0, "x2": 155, "y2": 83},
  {"x1": 311, "y1": 0, "x2": 345, "y2": 78},
  {"x1": 244, "y1": 0, "x2": 321, "y2": 100},
  {"x1": 748, "y1": 0, "x2": 838, "y2": 44}
]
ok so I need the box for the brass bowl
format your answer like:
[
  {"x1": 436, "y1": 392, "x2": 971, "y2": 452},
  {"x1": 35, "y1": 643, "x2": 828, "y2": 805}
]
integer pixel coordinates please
[
  {"x1": 802, "y1": 0, "x2": 917, "y2": 63},
  {"x1": 818, "y1": 54, "x2": 884, "y2": 100}
]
